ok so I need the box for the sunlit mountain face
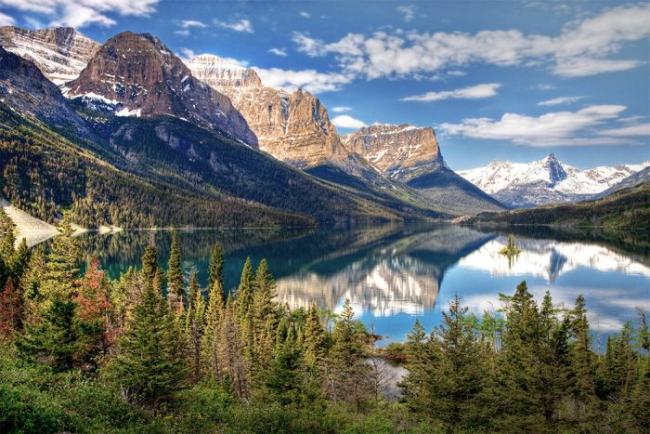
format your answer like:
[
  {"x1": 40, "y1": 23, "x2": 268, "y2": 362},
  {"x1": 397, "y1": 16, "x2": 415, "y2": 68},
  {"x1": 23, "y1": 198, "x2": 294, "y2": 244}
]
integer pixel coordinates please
[{"x1": 72, "y1": 225, "x2": 648, "y2": 344}]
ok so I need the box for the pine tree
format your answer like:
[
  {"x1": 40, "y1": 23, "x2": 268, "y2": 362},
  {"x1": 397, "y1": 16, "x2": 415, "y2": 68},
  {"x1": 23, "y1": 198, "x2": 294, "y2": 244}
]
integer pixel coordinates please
[
  {"x1": 16, "y1": 297, "x2": 78, "y2": 372},
  {"x1": 303, "y1": 304, "x2": 326, "y2": 369},
  {"x1": 109, "y1": 283, "x2": 186, "y2": 405},
  {"x1": 260, "y1": 325, "x2": 305, "y2": 406},
  {"x1": 207, "y1": 244, "x2": 224, "y2": 289},
  {"x1": 39, "y1": 221, "x2": 79, "y2": 305},
  {"x1": 167, "y1": 233, "x2": 184, "y2": 314},
  {"x1": 201, "y1": 279, "x2": 225, "y2": 381},
  {"x1": 235, "y1": 257, "x2": 255, "y2": 320},
  {"x1": 185, "y1": 270, "x2": 205, "y2": 382},
  {"x1": 569, "y1": 295, "x2": 598, "y2": 427},
  {"x1": 141, "y1": 246, "x2": 158, "y2": 285},
  {"x1": 11, "y1": 237, "x2": 30, "y2": 281},
  {"x1": 400, "y1": 319, "x2": 433, "y2": 414},
  {"x1": 252, "y1": 259, "x2": 276, "y2": 351},
  {"x1": 327, "y1": 298, "x2": 370, "y2": 407}
]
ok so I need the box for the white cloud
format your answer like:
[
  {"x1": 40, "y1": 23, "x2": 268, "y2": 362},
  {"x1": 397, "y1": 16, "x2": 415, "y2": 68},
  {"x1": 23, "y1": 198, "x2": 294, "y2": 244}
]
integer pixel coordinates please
[
  {"x1": 396, "y1": 5, "x2": 415, "y2": 22},
  {"x1": 332, "y1": 106, "x2": 352, "y2": 113},
  {"x1": 0, "y1": 11, "x2": 14, "y2": 25},
  {"x1": 402, "y1": 83, "x2": 500, "y2": 102},
  {"x1": 214, "y1": 18, "x2": 253, "y2": 33},
  {"x1": 537, "y1": 96, "x2": 583, "y2": 106},
  {"x1": 0, "y1": 0, "x2": 159, "y2": 28},
  {"x1": 600, "y1": 124, "x2": 650, "y2": 136},
  {"x1": 331, "y1": 114, "x2": 367, "y2": 129},
  {"x1": 254, "y1": 67, "x2": 353, "y2": 94},
  {"x1": 447, "y1": 70, "x2": 466, "y2": 76},
  {"x1": 267, "y1": 47, "x2": 287, "y2": 57},
  {"x1": 299, "y1": 11, "x2": 311, "y2": 18},
  {"x1": 439, "y1": 104, "x2": 628, "y2": 146},
  {"x1": 179, "y1": 19, "x2": 206, "y2": 29},
  {"x1": 291, "y1": 4, "x2": 650, "y2": 79},
  {"x1": 174, "y1": 29, "x2": 190, "y2": 37}
]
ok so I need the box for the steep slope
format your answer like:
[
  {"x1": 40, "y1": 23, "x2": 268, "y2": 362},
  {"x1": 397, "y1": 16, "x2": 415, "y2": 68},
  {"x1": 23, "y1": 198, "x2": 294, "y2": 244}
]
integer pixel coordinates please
[
  {"x1": 459, "y1": 154, "x2": 650, "y2": 207},
  {"x1": 343, "y1": 123, "x2": 504, "y2": 215},
  {"x1": 187, "y1": 54, "x2": 449, "y2": 217},
  {"x1": 343, "y1": 124, "x2": 443, "y2": 181},
  {"x1": 66, "y1": 32, "x2": 257, "y2": 145},
  {"x1": 187, "y1": 54, "x2": 348, "y2": 167},
  {"x1": 0, "y1": 46, "x2": 89, "y2": 135},
  {"x1": 0, "y1": 26, "x2": 99, "y2": 85},
  {"x1": 0, "y1": 47, "x2": 417, "y2": 227}
]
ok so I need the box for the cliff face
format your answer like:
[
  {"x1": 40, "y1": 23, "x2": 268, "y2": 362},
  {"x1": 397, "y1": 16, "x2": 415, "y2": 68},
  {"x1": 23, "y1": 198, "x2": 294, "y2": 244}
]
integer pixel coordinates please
[
  {"x1": 66, "y1": 33, "x2": 257, "y2": 145},
  {"x1": 344, "y1": 124, "x2": 443, "y2": 181},
  {"x1": 186, "y1": 54, "x2": 351, "y2": 168},
  {"x1": 0, "y1": 26, "x2": 99, "y2": 85}
]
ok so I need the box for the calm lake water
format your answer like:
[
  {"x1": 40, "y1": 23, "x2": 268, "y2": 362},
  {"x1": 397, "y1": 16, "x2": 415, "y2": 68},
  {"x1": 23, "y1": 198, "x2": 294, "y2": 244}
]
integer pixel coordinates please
[{"x1": 73, "y1": 224, "x2": 650, "y2": 345}]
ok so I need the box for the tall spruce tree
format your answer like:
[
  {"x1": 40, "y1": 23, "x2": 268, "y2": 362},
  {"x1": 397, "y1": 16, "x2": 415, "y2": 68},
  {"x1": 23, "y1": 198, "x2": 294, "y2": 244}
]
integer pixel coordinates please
[
  {"x1": 167, "y1": 233, "x2": 184, "y2": 314},
  {"x1": 207, "y1": 244, "x2": 224, "y2": 289},
  {"x1": 185, "y1": 270, "x2": 205, "y2": 382},
  {"x1": 201, "y1": 279, "x2": 225, "y2": 381},
  {"x1": 569, "y1": 295, "x2": 598, "y2": 427},
  {"x1": 236, "y1": 257, "x2": 255, "y2": 320},
  {"x1": 109, "y1": 283, "x2": 186, "y2": 405},
  {"x1": 400, "y1": 319, "x2": 433, "y2": 414}
]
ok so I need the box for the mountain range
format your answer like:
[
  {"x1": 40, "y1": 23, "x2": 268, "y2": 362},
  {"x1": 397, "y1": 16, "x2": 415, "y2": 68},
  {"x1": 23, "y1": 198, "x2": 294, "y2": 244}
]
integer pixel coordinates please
[
  {"x1": 459, "y1": 154, "x2": 650, "y2": 207},
  {"x1": 0, "y1": 25, "x2": 506, "y2": 229}
]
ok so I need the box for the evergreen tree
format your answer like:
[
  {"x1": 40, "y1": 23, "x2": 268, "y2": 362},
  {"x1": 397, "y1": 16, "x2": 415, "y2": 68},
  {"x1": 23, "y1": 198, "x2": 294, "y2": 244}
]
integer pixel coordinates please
[
  {"x1": 569, "y1": 295, "x2": 598, "y2": 427},
  {"x1": 207, "y1": 244, "x2": 224, "y2": 289},
  {"x1": 327, "y1": 298, "x2": 370, "y2": 407},
  {"x1": 11, "y1": 237, "x2": 30, "y2": 281},
  {"x1": 16, "y1": 297, "x2": 78, "y2": 372},
  {"x1": 201, "y1": 279, "x2": 225, "y2": 381},
  {"x1": 109, "y1": 283, "x2": 186, "y2": 405},
  {"x1": 235, "y1": 257, "x2": 255, "y2": 320},
  {"x1": 185, "y1": 270, "x2": 205, "y2": 382},
  {"x1": 167, "y1": 233, "x2": 184, "y2": 314},
  {"x1": 39, "y1": 221, "x2": 79, "y2": 305},
  {"x1": 400, "y1": 319, "x2": 432, "y2": 414},
  {"x1": 0, "y1": 278, "x2": 20, "y2": 339},
  {"x1": 141, "y1": 245, "x2": 158, "y2": 285},
  {"x1": 303, "y1": 304, "x2": 326, "y2": 369}
]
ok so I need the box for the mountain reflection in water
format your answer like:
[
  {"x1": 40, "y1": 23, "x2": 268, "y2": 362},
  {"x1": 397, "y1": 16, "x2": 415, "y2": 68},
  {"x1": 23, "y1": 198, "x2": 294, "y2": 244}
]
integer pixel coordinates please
[{"x1": 74, "y1": 224, "x2": 649, "y2": 343}]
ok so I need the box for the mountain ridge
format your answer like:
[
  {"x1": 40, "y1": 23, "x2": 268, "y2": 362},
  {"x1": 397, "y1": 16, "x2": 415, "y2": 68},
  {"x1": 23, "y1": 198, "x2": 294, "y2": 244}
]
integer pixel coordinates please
[{"x1": 459, "y1": 153, "x2": 650, "y2": 207}]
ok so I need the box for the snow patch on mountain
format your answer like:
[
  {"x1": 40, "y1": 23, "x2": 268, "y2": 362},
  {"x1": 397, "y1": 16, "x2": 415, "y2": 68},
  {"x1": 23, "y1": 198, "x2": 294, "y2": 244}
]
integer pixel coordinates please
[{"x1": 459, "y1": 154, "x2": 650, "y2": 207}]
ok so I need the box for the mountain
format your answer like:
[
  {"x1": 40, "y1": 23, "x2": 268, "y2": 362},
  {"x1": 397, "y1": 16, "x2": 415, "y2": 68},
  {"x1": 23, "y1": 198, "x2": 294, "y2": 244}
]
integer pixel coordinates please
[
  {"x1": 343, "y1": 124, "x2": 444, "y2": 181},
  {"x1": 65, "y1": 32, "x2": 257, "y2": 145},
  {"x1": 0, "y1": 45, "x2": 418, "y2": 228},
  {"x1": 0, "y1": 46, "x2": 89, "y2": 134},
  {"x1": 596, "y1": 166, "x2": 650, "y2": 198},
  {"x1": 186, "y1": 54, "x2": 350, "y2": 168},
  {"x1": 0, "y1": 26, "x2": 99, "y2": 85},
  {"x1": 459, "y1": 153, "x2": 650, "y2": 207},
  {"x1": 343, "y1": 123, "x2": 505, "y2": 215},
  {"x1": 471, "y1": 181, "x2": 650, "y2": 240}
]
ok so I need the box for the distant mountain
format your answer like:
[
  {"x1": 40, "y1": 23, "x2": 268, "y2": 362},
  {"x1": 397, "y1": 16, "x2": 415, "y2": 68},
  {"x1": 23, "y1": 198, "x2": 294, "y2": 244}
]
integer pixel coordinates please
[
  {"x1": 65, "y1": 32, "x2": 257, "y2": 145},
  {"x1": 595, "y1": 167, "x2": 650, "y2": 198},
  {"x1": 344, "y1": 124, "x2": 505, "y2": 215},
  {"x1": 471, "y1": 181, "x2": 650, "y2": 240},
  {"x1": 0, "y1": 26, "x2": 99, "y2": 85},
  {"x1": 343, "y1": 124, "x2": 444, "y2": 181},
  {"x1": 459, "y1": 153, "x2": 650, "y2": 207}
]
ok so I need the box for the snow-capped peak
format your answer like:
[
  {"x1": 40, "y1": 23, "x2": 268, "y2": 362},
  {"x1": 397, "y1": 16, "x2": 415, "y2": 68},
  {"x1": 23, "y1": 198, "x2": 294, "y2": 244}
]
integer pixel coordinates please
[{"x1": 458, "y1": 154, "x2": 650, "y2": 207}]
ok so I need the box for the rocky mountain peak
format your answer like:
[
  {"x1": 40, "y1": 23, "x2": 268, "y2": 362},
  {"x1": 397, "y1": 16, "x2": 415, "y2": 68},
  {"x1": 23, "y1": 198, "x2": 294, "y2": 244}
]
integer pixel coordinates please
[
  {"x1": 343, "y1": 123, "x2": 443, "y2": 181},
  {"x1": 186, "y1": 57, "x2": 353, "y2": 168},
  {"x1": 0, "y1": 25, "x2": 99, "y2": 85},
  {"x1": 187, "y1": 54, "x2": 262, "y2": 89},
  {"x1": 66, "y1": 32, "x2": 257, "y2": 145}
]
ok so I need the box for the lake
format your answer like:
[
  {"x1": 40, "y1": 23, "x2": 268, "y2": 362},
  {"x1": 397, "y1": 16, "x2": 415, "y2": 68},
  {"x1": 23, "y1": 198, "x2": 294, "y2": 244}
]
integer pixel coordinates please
[{"x1": 73, "y1": 224, "x2": 650, "y2": 346}]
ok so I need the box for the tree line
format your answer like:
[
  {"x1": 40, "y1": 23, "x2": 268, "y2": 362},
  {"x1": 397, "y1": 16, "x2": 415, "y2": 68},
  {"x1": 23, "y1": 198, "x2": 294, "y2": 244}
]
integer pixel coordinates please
[{"x1": 0, "y1": 210, "x2": 648, "y2": 433}]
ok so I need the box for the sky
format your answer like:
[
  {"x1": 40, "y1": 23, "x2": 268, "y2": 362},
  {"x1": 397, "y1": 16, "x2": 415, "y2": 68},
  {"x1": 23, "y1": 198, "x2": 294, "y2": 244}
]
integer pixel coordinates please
[{"x1": 0, "y1": 0, "x2": 649, "y2": 170}]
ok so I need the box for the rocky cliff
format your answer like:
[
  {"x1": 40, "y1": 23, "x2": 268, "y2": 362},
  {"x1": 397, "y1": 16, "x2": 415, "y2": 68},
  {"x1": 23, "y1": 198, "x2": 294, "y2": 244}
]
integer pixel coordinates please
[
  {"x1": 0, "y1": 26, "x2": 99, "y2": 85},
  {"x1": 343, "y1": 124, "x2": 443, "y2": 181},
  {"x1": 186, "y1": 54, "x2": 351, "y2": 168},
  {"x1": 66, "y1": 33, "x2": 257, "y2": 145}
]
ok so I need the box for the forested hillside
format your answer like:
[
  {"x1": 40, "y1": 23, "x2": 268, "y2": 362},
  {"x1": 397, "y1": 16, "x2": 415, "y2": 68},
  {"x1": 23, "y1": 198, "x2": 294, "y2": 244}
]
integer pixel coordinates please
[{"x1": 0, "y1": 213, "x2": 648, "y2": 433}]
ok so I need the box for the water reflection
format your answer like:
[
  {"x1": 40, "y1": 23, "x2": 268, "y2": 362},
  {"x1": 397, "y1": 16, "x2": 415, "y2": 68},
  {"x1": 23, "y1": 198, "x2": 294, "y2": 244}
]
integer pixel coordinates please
[{"x1": 74, "y1": 224, "x2": 649, "y2": 342}]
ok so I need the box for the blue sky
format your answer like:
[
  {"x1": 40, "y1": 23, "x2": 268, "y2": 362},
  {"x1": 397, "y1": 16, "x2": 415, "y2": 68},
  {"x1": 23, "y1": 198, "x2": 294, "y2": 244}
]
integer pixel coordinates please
[{"x1": 0, "y1": 1, "x2": 648, "y2": 170}]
